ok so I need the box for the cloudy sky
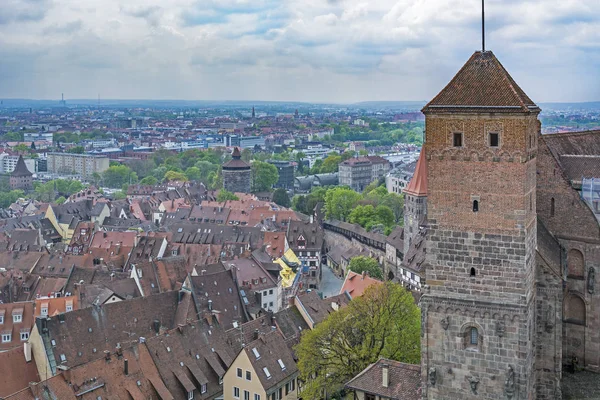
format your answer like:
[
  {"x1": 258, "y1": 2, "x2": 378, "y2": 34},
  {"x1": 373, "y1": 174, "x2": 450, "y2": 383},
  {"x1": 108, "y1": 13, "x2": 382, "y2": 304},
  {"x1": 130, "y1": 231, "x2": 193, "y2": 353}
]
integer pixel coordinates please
[{"x1": 0, "y1": 0, "x2": 598, "y2": 103}]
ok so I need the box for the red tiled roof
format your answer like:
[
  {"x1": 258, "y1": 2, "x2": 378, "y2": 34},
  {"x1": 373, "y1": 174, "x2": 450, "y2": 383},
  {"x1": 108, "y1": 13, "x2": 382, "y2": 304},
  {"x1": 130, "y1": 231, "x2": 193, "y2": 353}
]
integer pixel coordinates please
[
  {"x1": 403, "y1": 150, "x2": 427, "y2": 196},
  {"x1": 0, "y1": 346, "x2": 40, "y2": 397},
  {"x1": 339, "y1": 271, "x2": 383, "y2": 298},
  {"x1": 422, "y1": 51, "x2": 538, "y2": 114}
]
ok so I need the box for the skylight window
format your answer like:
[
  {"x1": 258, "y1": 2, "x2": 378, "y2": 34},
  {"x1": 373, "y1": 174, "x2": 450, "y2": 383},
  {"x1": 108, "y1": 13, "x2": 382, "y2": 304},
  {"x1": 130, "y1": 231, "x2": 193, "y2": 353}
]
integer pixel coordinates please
[
  {"x1": 263, "y1": 367, "x2": 271, "y2": 379},
  {"x1": 278, "y1": 359, "x2": 286, "y2": 371},
  {"x1": 252, "y1": 348, "x2": 260, "y2": 359}
]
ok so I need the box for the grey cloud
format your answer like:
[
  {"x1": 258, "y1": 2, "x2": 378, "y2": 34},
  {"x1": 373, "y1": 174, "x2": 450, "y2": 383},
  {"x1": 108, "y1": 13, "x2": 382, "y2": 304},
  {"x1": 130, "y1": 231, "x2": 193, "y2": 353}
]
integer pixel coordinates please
[
  {"x1": 43, "y1": 20, "x2": 83, "y2": 35},
  {"x1": 0, "y1": 0, "x2": 52, "y2": 25}
]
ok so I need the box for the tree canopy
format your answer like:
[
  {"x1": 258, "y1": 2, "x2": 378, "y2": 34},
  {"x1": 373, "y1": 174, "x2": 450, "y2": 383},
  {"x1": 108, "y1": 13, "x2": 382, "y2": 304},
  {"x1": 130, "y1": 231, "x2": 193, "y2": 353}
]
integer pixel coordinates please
[
  {"x1": 272, "y1": 188, "x2": 291, "y2": 208},
  {"x1": 324, "y1": 187, "x2": 361, "y2": 221},
  {"x1": 348, "y1": 256, "x2": 384, "y2": 280},
  {"x1": 251, "y1": 161, "x2": 278, "y2": 192},
  {"x1": 295, "y1": 282, "x2": 421, "y2": 398},
  {"x1": 102, "y1": 165, "x2": 138, "y2": 188},
  {"x1": 216, "y1": 189, "x2": 239, "y2": 202}
]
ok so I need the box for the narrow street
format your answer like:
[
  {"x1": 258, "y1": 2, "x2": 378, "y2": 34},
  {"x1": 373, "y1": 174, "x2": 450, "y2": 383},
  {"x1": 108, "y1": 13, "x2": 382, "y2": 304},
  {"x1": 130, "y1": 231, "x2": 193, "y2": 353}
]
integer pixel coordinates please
[{"x1": 320, "y1": 265, "x2": 344, "y2": 299}]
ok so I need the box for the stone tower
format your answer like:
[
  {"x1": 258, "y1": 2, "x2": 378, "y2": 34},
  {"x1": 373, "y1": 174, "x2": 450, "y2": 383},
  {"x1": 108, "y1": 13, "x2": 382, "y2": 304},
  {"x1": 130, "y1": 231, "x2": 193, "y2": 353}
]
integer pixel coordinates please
[
  {"x1": 403, "y1": 149, "x2": 427, "y2": 257},
  {"x1": 420, "y1": 51, "x2": 541, "y2": 399},
  {"x1": 222, "y1": 147, "x2": 251, "y2": 194},
  {"x1": 10, "y1": 155, "x2": 33, "y2": 191}
]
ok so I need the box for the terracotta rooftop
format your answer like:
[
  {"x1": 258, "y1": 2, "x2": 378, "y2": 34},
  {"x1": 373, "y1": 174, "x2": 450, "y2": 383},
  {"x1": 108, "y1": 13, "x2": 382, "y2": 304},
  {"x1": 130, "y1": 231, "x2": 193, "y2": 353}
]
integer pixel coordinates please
[
  {"x1": 345, "y1": 358, "x2": 420, "y2": 399},
  {"x1": 340, "y1": 271, "x2": 383, "y2": 299},
  {"x1": 223, "y1": 147, "x2": 250, "y2": 170},
  {"x1": 0, "y1": 345, "x2": 40, "y2": 397},
  {"x1": 422, "y1": 51, "x2": 539, "y2": 114},
  {"x1": 403, "y1": 149, "x2": 427, "y2": 197}
]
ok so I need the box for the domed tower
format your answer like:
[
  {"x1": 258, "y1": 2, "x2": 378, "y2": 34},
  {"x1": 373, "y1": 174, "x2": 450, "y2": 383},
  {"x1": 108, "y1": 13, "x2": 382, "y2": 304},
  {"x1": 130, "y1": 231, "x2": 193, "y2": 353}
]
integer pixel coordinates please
[{"x1": 222, "y1": 147, "x2": 251, "y2": 194}]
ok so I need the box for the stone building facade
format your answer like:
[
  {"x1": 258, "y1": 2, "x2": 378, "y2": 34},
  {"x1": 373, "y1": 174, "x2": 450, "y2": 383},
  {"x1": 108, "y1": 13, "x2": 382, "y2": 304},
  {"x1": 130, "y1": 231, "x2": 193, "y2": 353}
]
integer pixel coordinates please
[
  {"x1": 536, "y1": 130, "x2": 600, "y2": 376},
  {"x1": 419, "y1": 51, "x2": 562, "y2": 399},
  {"x1": 222, "y1": 147, "x2": 251, "y2": 194},
  {"x1": 10, "y1": 155, "x2": 33, "y2": 191}
]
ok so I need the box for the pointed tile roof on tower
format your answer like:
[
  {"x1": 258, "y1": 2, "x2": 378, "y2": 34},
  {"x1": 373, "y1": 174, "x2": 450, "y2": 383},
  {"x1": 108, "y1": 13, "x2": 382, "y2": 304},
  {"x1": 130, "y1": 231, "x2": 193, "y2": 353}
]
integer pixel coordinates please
[
  {"x1": 422, "y1": 51, "x2": 539, "y2": 114},
  {"x1": 223, "y1": 147, "x2": 250, "y2": 169},
  {"x1": 404, "y1": 150, "x2": 427, "y2": 197},
  {"x1": 11, "y1": 155, "x2": 32, "y2": 177}
]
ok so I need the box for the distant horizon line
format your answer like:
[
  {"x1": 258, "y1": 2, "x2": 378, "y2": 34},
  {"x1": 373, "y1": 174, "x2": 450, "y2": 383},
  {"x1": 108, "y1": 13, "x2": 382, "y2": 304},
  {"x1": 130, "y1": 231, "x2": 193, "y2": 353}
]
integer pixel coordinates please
[{"x1": 1, "y1": 98, "x2": 599, "y2": 106}]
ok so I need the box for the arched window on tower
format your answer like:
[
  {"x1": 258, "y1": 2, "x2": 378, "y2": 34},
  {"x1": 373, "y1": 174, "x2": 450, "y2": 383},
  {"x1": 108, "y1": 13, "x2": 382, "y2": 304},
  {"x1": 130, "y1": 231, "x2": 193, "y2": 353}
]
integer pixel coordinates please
[
  {"x1": 470, "y1": 267, "x2": 476, "y2": 277},
  {"x1": 565, "y1": 294, "x2": 586, "y2": 325},
  {"x1": 472, "y1": 200, "x2": 479, "y2": 212},
  {"x1": 567, "y1": 249, "x2": 585, "y2": 278},
  {"x1": 551, "y1": 198, "x2": 555, "y2": 217},
  {"x1": 462, "y1": 324, "x2": 483, "y2": 352}
]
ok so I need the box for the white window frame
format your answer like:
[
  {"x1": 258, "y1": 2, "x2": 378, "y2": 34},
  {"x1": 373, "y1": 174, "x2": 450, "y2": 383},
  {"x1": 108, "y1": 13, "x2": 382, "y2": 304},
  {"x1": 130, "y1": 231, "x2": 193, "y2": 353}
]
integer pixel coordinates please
[
  {"x1": 13, "y1": 314, "x2": 22, "y2": 323},
  {"x1": 20, "y1": 331, "x2": 29, "y2": 341},
  {"x1": 234, "y1": 387, "x2": 240, "y2": 399},
  {"x1": 0, "y1": 315, "x2": 4, "y2": 324},
  {"x1": 1, "y1": 333, "x2": 11, "y2": 343},
  {"x1": 187, "y1": 390, "x2": 194, "y2": 400},
  {"x1": 201, "y1": 384, "x2": 207, "y2": 394},
  {"x1": 41, "y1": 307, "x2": 48, "y2": 316}
]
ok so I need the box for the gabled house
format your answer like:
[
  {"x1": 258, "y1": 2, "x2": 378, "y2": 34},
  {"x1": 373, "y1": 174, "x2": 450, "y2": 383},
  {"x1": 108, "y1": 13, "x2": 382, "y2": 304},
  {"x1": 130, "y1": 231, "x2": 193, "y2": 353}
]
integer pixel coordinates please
[
  {"x1": 345, "y1": 358, "x2": 420, "y2": 400},
  {"x1": 223, "y1": 331, "x2": 299, "y2": 400}
]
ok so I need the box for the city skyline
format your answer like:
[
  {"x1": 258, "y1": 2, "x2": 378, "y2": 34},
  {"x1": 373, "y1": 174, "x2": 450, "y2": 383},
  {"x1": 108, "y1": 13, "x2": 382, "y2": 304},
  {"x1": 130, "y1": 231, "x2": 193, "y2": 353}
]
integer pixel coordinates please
[{"x1": 1, "y1": 0, "x2": 599, "y2": 103}]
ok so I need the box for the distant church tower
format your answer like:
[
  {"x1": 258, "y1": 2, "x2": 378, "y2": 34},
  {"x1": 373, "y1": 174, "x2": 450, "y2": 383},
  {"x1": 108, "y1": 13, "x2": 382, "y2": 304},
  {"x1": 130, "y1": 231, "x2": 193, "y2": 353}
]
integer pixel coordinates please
[
  {"x1": 420, "y1": 50, "x2": 542, "y2": 399},
  {"x1": 252, "y1": 106, "x2": 256, "y2": 119},
  {"x1": 403, "y1": 149, "x2": 427, "y2": 257}
]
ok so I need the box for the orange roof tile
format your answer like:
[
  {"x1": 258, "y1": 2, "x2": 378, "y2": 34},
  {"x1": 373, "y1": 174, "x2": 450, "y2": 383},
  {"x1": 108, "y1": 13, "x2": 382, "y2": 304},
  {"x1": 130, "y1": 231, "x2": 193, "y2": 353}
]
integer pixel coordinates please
[{"x1": 339, "y1": 271, "x2": 383, "y2": 299}]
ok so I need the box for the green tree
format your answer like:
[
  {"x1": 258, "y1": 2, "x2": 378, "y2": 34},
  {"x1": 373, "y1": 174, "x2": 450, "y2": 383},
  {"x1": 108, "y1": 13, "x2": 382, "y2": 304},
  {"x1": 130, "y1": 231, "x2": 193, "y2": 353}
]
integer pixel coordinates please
[
  {"x1": 151, "y1": 166, "x2": 168, "y2": 181},
  {"x1": 3, "y1": 132, "x2": 23, "y2": 141},
  {"x1": 112, "y1": 190, "x2": 127, "y2": 200},
  {"x1": 184, "y1": 166, "x2": 201, "y2": 181},
  {"x1": 375, "y1": 205, "x2": 395, "y2": 227},
  {"x1": 292, "y1": 195, "x2": 307, "y2": 213},
  {"x1": 320, "y1": 154, "x2": 342, "y2": 173},
  {"x1": 216, "y1": 189, "x2": 239, "y2": 202},
  {"x1": 341, "y1": 151, "x2": 355, "y2": 161},
  {"x1": 348, "y1": 205, "x2": 376, "y2": 227},
  {"x1": 163, "y1": 170, "x2": 188, "y2": 182},
  {"x1": 272, "y1": 188, "x2": 291, "y2": 208},
  {"x1": 102, "y1": 165, "x2": 138, "y2": 188},
  {"x1": 67, "y1": 146, "x2": 85, "y2": 154},
  {"x1": 55, "y1": 196, "x2": 66, "y2": 205},
  {"x1": 241, "y1": 148, "x2": 252, "y2": 162},
  {"x1": 90, "y1": 172, "x2": 102, "y2": 187},
  {"x1": 140, "y1": 176, "x2": 158, "y2": 186},
  {"x1": 324, "y1": 187, "x2": 361, "y2": 221},
  {"x1": 251, "y1": 161, "x2": 278, "y2": 192},
  {"x1": 348, "y1": 256, "x2": 384, "y2": 280},
  {"x1": 67, "y1": 180, "x2": 84, "y2": 195},
  {"x1": 13, "y1": 144, "x2": 30, "y2": 153},
  {"x1": 295, "y1": 282, "x2": 420, "y2": 398}
]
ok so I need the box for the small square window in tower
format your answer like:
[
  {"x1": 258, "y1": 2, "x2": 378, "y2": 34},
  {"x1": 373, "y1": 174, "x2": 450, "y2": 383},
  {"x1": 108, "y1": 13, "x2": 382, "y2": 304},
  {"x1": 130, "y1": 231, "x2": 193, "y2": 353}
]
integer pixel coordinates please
[
  {"x1": 453, "y1": 132, "x2": 463, "y2": 147},
  {"x1": 489, "y1": 132, "x2": 499, "y2": 147}
]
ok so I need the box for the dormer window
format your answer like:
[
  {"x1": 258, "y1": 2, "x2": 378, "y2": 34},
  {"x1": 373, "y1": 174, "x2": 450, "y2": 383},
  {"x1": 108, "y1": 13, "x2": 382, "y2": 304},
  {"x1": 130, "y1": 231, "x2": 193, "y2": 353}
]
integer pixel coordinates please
[{"x1": 297, "y1": 235, "x2": 306, "y2": 249}]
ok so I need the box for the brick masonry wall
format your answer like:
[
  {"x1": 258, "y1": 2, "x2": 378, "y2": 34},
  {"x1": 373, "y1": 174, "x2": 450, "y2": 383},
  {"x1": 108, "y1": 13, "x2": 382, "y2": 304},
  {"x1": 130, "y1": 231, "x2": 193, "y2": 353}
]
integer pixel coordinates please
[{"x1": 421, "y1": 113, "x2": 541, "y2": 399}]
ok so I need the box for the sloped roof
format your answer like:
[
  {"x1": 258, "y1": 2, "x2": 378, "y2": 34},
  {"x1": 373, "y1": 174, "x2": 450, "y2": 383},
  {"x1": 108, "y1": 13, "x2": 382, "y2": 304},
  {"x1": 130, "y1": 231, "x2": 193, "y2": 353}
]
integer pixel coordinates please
[
  {"x1": 403, "y1": 150, "x2": 427, "y2": 197},
  {"x1": 340, "y1": 271, "x2": 383, "y2": 299},
  {"x1": 345, "y1": 358, "x2": 420, "y2": 399},
  {"x1": 11, "y1": 155, "x2": 32, "y2": 177},
  {"x1": 422, "y1": 51, "x2": 539, "y2": 114}
]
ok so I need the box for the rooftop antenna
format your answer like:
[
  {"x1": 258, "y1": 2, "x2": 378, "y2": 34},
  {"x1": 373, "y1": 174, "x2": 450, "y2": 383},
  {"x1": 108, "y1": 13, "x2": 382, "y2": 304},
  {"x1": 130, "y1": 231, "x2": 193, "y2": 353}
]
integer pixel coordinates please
[{"x1": 482, "y1": 0, "x2": 486, "y2": 52}]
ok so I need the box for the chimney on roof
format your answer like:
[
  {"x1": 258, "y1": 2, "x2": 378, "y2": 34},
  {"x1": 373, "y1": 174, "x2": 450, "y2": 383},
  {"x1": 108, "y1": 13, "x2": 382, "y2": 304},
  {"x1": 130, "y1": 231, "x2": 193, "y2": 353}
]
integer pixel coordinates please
[
  {"x1": 254, "y1": 329, "x2": 259, "y2": 340},
  {"x1": 116, "y1": 343, "x2": 123, "y2": 358},
  {"x1": 208, "y1": 299, "x2": 213, "y2": 311},
  {"x1": 103, "y1": 232, "x2": 107, "y2": 238},
  {"x1": 124, "y1": 358, "x2": 129, "y2": 376},
  {"x1": 104, "y1": 350, "x2": 111, "y2": 361},
  {"x1": 382, "y1": 363, "x2": 389, "y2": 388},
  {"x1": 362, "y1": 271, "x2": 367, "y2": 280},
  {"x1": 153, "y1": 319, "x2": 160, "y2": 333}
]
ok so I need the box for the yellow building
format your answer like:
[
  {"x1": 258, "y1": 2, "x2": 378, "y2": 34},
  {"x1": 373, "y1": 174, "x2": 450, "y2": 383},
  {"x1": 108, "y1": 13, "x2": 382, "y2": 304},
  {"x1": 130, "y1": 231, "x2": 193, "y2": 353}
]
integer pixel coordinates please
[{"x1": 224, "y1": 331, "x2": 299, "y2": 400}]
